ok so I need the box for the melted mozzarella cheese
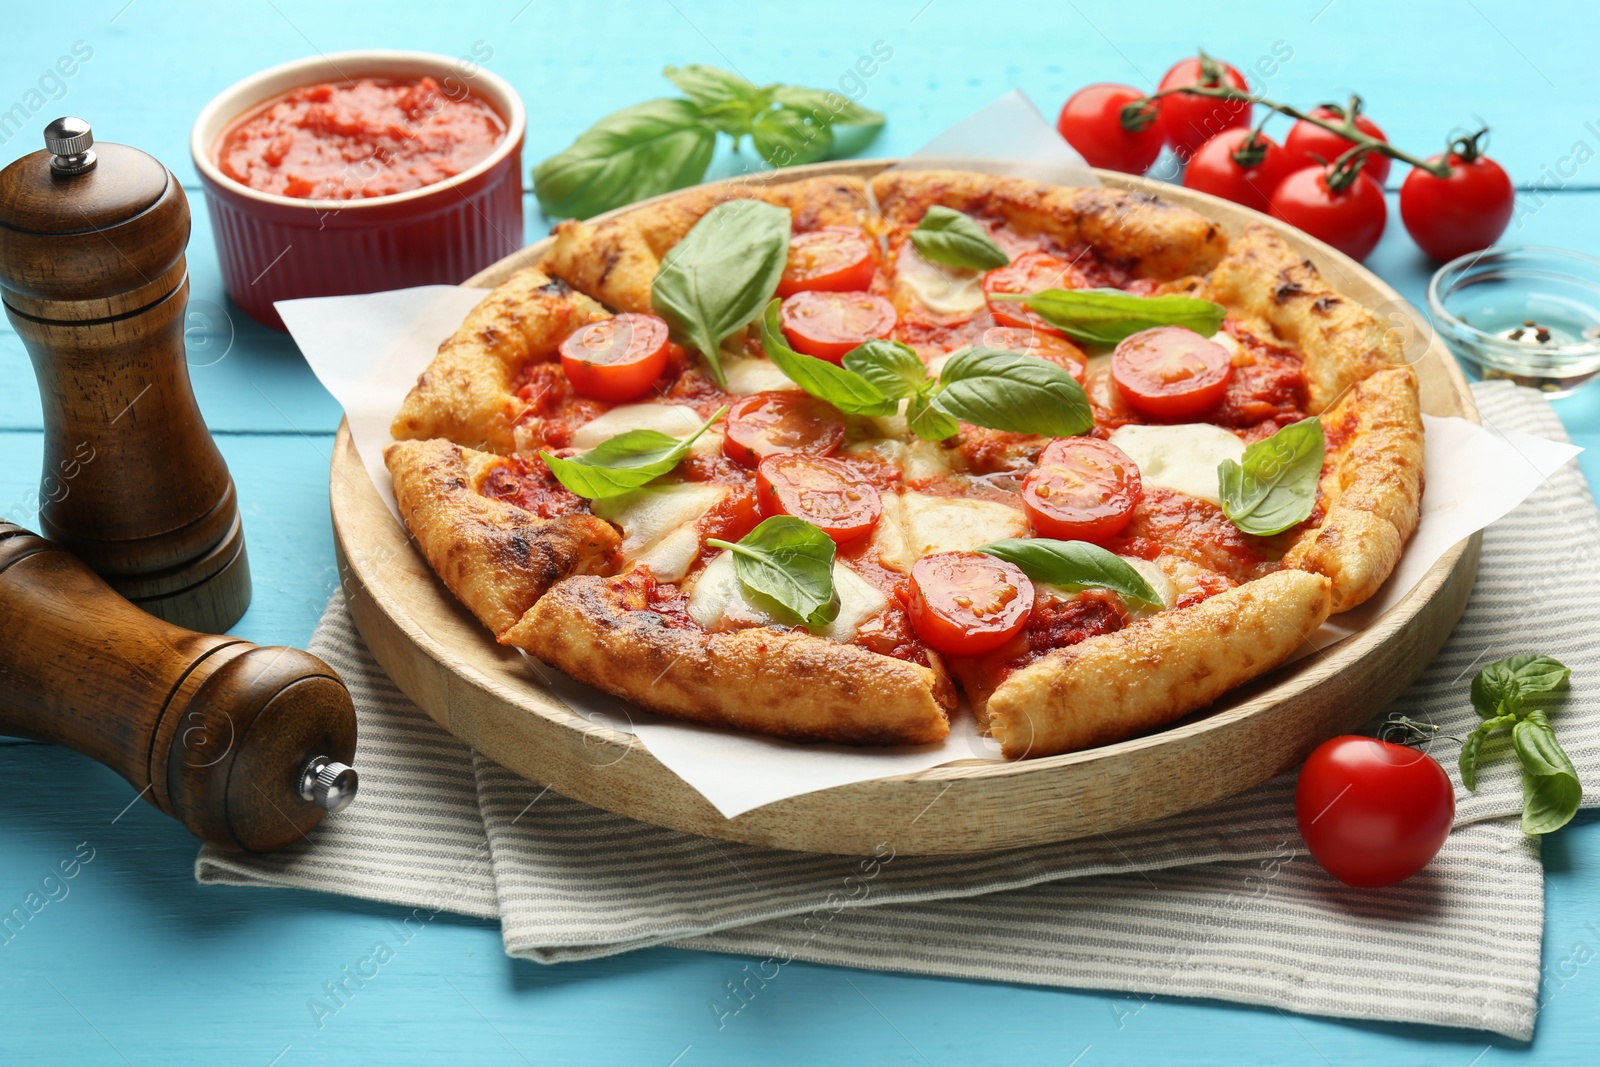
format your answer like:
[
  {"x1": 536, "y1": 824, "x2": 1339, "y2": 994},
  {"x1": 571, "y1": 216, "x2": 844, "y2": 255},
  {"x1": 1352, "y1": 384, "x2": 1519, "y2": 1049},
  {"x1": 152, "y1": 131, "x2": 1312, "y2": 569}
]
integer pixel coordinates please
[
  {"x1": 591, "y1": 482, "x2": 727, "y2": 581},
  {"x1": 896, "y1": 245, "x2": 986, "y2": 315},
  {"x1": 1117, "y1": 556, "x2": 1177, "y2": 618},
  {"x1": 723, "y1": 355, "x2": 802, "y2": 395},
  {"x1": 867, "y1": 491, "x2": 914, "y2": 573},
  {"x1": 1108, "y1": 423, "x2": 1244, "y2": 507},
  {"x1": 687, "y1": 552, "x2": 888, "y2": 641},
  {"x1": 899, "y1": 491, "x2": 1029, "y2": 557},
  {"x1": 569, "y1": 404, "x2": 705, "y2": 449}
]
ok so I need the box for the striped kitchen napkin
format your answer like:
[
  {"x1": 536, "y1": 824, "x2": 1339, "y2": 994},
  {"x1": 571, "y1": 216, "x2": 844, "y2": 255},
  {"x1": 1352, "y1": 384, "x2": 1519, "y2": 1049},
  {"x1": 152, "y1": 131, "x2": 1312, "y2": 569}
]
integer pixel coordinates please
[{"x1": 198, "y1": 382, "x2": 1598, "y2": 1040}]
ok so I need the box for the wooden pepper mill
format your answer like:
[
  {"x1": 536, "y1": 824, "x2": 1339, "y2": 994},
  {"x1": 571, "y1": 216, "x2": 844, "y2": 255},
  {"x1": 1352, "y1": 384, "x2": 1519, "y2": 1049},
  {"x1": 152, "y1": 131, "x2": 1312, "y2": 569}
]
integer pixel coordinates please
[
  {"x1": 0, "y1": 117, "x2": 250, "y2": 633},
  {"x1": 0, "y1": 520, "x2": 358, "y2": 852}
]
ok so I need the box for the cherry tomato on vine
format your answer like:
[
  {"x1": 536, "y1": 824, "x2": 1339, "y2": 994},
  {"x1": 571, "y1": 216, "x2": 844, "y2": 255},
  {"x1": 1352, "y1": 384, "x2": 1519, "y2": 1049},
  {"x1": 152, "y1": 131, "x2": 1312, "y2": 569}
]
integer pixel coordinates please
[
  {"x1": 1112, "y1": 326, "x2": 1233, "y2": 418},
  {"x1": 1157, "y1": 56, "x2": 1253, "y2": 158},
  {"x1": 1056, "y1": 83, "x2": 1165, "y2": 174},
  {"x1": 558, "y1": 313, "x2": 671, "y2": 402},
  {"x1": 777, "y1": 228, "x2": 878, "y2": 296},
  {"x1": 1295, "y1": 735, "x2": 1455, "y2": 888},
  {"x1": 779, "y1": 290, "x2": 897, "y2": 363},
  {"x1": 1270, "y1": 165, "x2": 1388, "y2": 261},
  {"x1": 756, "y1": 453, "x2": 882, "y2": 544},
  {"x1": 1399, "y1": 139, "x2": 1515, "y2": 262},
  {"x1": 908, "y1": 552, "x2": 1035, "y2": 657},
  {"x1": 1182, "y1": 128, "x2": 1292, "y2": 214},
  {"x1": 1021, "y1": 437, "x2": 1143, "y2": 544},
  {"x1": 1283, "y1": 105, "x2": 1392, "y2": 186}
]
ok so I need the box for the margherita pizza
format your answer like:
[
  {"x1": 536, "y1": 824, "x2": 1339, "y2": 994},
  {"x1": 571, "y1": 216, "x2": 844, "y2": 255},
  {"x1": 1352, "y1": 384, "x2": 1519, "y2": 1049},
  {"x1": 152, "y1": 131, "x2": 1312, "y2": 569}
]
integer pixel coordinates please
[{"x1": 385, "y1": 170, "x2": 1422, "y2": 760}]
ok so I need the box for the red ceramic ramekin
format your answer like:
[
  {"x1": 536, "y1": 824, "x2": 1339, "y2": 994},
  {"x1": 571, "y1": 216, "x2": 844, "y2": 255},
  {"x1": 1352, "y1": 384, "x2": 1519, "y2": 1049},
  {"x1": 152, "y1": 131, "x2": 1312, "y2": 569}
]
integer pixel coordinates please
[{"x1": 191, "y1": 50, "x2": 525, "y2": 330}]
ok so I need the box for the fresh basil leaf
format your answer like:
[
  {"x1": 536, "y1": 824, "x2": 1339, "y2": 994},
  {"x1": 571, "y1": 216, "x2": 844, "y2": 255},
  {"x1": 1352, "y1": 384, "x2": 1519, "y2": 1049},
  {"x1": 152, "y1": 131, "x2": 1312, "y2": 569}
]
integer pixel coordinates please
[
  {"x1": 842, "y1": 339, "x2": 929, "y2": 401},
  {"x1": 1470, "y1": 654, "x2": 1570, "y2": 719},
  {"x1": 930, "y1": 346, "x2": 1094, "y2": 438},
  {"x1": 759, "y1": 300, "x2": 896, "y2": 415},
  {"x1": 1514, "y1": 710, "x2": 1582, "y2": 834},
  {"x1": 768, "y1": 85, "x2": 885, "y2": 129},
  {"x1": 653, "y1": 201, "x2": 791, "y2": 388},
  {"x1": 533, "y1": 98, "x2": 716, "y2": 220},
  {"x1": 1459, "y1": 714, "x2": 1515, "y2": 791},
  {"x1": 909, "y1": 206, "x2": 1011, "y2": 271},
  {"x1": 996, "y1": 288, "x2": 1227, "y2": 346},
  {"x1": 907, "y1": 392, "x2": 961, "y2": 442},
  {"x1": 662, "y1": 65, "x2": 764, "y2": 137},
  {"x1": 539, "y1": 407, "x2": 725, "y2": 499},
  {"x1": 978, "y1": 538, "x2": 1163, "y2": 608},
  {"x1": 752, "y1": 106, "x2": 834, "y2": 167},
  {"x1": 1218, "y1": 416, "x2": 1325, "y2": 536},
  {"x1": 707, "y1": 516, "x2": 839, "y2": 628}
]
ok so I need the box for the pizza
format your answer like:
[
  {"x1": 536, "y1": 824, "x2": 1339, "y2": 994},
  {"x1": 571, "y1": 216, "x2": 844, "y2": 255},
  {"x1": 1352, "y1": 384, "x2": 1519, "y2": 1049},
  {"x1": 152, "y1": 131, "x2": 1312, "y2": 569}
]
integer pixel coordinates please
[{"x1": 384, "y1": 169, "x2": 1422, "y2": 760}]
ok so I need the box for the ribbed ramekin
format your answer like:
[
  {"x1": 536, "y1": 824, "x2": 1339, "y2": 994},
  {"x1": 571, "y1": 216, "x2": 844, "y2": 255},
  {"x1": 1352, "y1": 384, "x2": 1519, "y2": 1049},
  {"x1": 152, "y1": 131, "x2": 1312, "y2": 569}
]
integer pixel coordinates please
[{"x1": 191, "y1": 50, "x2": 525, "y2": 330}]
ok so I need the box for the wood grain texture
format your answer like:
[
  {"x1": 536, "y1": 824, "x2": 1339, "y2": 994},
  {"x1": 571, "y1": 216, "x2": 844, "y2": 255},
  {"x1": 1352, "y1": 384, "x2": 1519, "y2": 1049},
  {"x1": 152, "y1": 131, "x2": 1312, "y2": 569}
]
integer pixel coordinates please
[{"x1": 333, "y1": 162, "x2": 1481, "y2": 855}]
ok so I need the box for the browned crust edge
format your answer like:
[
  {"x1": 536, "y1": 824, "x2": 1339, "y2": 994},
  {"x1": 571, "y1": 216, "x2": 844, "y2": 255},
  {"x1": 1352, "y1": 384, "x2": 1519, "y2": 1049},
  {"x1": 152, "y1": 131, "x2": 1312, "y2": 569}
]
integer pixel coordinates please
[
  {"x1": 981, "y1": 570, "x2": 1333, "y2": 760},
  {"x1": 509, "y1": 574, "x2": 957, "y2": 747}
]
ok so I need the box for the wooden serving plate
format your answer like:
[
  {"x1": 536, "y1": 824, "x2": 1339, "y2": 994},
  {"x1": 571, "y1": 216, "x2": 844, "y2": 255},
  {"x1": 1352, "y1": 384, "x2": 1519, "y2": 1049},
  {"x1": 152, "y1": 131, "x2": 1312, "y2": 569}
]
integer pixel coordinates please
[{"x1": 331, "y1": 161, "x2": 1480, "y2": 855}]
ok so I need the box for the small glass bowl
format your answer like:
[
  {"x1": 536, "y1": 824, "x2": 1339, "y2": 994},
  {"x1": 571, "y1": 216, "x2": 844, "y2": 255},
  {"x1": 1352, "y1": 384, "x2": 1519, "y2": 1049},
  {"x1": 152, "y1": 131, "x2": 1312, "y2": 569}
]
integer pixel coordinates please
[{"x1": 1427, "y1": 246, "x2": 1600, "y2": 396}]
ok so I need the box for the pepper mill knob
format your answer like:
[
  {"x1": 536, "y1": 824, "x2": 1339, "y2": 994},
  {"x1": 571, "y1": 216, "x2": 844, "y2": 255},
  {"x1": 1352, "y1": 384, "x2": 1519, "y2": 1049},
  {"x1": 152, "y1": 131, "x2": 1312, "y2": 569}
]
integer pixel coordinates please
[
  {"x1": 300, "y1": 755, "x2": 360, "y2": 814},
  {"x1": 44, "y1": 116, "x2": 96, "y2": 174}
]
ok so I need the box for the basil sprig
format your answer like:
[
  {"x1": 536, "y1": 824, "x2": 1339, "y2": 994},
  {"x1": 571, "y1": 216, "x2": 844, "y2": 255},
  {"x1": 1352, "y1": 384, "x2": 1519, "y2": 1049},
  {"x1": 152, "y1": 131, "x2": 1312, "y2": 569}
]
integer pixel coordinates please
[
  {"x1": 1459, "y1": 655, "x2": 1580, "y2": 834},
  {"x1": 540, "y1": 407, "x2": 726, "y2": 499},
  {"x1": 993, "y1": 288, "x2": 1226, "y2": 346},
  {"x1": 707, "y1": 516, "x2": 839, "y2": 628},
  {"x1": 909, "y1": 206, "x2": 1010, "y2": 271},
  {"x1": 759, "y1": 308, "x2": 1093, "y2": 441},
  {"x1": 534, "y1": 65, "x2": 885, "y2": 219},
  {"x1": 653, "y1": 202, "x2": 791, "y2": 388},
  {"x1": 978, "y1": 538, "x2": 1164, "y2": 608},
  {"x1": 1217, "y1": 416, "x2": 1325, "y2": 536}
]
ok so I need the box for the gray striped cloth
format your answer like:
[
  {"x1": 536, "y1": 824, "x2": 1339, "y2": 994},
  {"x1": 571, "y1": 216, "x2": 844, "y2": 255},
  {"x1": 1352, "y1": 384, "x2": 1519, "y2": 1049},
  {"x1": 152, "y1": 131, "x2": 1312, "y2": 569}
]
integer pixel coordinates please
[{"x1": 197, "y1": 382, "x2": 1597, "y2": 1040}]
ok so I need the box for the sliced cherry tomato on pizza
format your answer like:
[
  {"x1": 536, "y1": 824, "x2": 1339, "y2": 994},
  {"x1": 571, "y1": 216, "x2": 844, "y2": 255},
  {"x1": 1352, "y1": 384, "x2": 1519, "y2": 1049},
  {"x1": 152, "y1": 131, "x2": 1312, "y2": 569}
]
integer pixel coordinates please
[
  {"x1": 1022, "y1": 437, "x2": 1143, "y2": 544},
  {"x1": 777, "y1": 228, "x2": 877, "y2": 297},
  {"x1": 756, "y1": 453, "x2": 882, "y2": 544},
  {"x1": 981, "y1": 326, "x2": 1087, "y2": 383},
  {"x1": 1111, "y1": 325, "x2": 1233, "y2": 418},
  {"x1": 558, "y1": 313, "x2": 671, "y2": 402},
  {"x1": 908, "y1": 552, "x2": 1035, "y2": 657},
  {"x1": 983, "y1": 251, "x2": 1082, "y2": 332},
  {"x1": 779, "y1": 290, "x2": 897, "y2": 364},
  {"x1": 722, "y1": 391, "x2": 847, "y2": 466}
]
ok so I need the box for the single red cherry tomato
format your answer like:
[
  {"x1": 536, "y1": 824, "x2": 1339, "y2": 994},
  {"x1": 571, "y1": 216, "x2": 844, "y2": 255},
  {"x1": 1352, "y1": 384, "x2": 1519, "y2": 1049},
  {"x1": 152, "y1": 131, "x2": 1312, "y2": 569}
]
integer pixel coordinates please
[
  {"x1": 1112, "y1": 325, "x2": 1233, "y2": 418},
  {"x1": 777, "y1": 228, "x2": 878, "y2": 297},
  {"x1": 1182, "y1": 128, "x2": 1292, "y2": 214},
  {"x1": 1156, "y1": 56, "x2": 1252, "y2": 158},
  {"x1": 1056, "y1": 83, "x2": 1165, "y2": 174},
  {"x1": 756, "y1": 453, "x2": 882, "y2": 544},
  {"x1": 1399, "y1": 149, "x2": 1516, "y2": 262},
  {"x1": 983, "y1": 251, "x2": 1082, "y2": 332},
  {"x1": 779, "y1": 290, "x2": 897, "y2": 363},
  {"x1": 1283, "y1": 105, "x2": 1391, "y2": 186},
  {"x1": 722, "y1": 391, "x2": 847, "y2": 466},
  {"x1": 1295, "y1": 735, "x2": 1455, "y2": 888},
  {"x1": 908, "y1": 552, "x2": 1035, "y2": 657},
  {"x1": 1269, "y1": 166, "x2": 1388, "y2": 262},
  {"x1": 981, "y1": 326, "x2": 1087, "y2": 383},
  {"x1": 1022, "y1": 437, "x2": 1143, "y2": 544},
  {"x1": 558, "y1": 313, "x2": 671, "y2": 402}
]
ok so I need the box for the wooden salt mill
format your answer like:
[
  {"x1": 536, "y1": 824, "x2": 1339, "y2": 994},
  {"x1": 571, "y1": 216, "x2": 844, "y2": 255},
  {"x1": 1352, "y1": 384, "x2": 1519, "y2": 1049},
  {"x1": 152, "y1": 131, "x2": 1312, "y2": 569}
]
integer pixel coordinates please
[{"x1": 0, "y1": 117, "x2": 250, "y2": 632}]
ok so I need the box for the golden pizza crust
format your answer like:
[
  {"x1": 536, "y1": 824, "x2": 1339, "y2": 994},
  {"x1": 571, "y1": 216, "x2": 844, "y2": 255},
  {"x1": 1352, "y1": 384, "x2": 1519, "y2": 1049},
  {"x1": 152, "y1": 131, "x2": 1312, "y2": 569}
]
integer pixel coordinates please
[
  {"x1": 870, "y1": 170, "x2": 1230, "y2": 280},
  {"x1": 510, "y1": 574, "x2": 957, "y2": 746},
  {"x1": 1284, "y1": 365, "x2": 1424, "y2": 613},
  {"x1": 980, "y1": 570, "x2": 1333, "y2": 760},
  {"x1": 390, "y1": 268, "x2": 608, "y2": 454},
  {"x1": 1206, "y1": 224, "x2": 1404, "y2": 413},
  {"x1": 384, "y1": 438, "x2": 619, "y2": 640},
  {"x1": 540, "y1": 175, "x2": 874, "y2": 314}
]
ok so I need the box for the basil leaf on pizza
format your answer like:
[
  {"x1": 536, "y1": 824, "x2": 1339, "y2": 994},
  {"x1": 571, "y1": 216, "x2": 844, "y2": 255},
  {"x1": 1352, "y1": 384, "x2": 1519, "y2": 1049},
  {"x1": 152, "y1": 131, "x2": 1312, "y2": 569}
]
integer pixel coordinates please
[
  {"x1": 995, "y1": 288, "x2": 1226, "y2": 346},
  {"x1": 842, "y1": 339, "x2": 929, "y2": 400},
  {"x1": 539, "y1": 406, "x2": 727, "y2": 499},
  {"x1": 707, "y1": 516, "x2": 840, "y2": 628},
  {"x1": 1217, "y1": 416, "x2": 1326, "y2": 536},
  {"x1": 930, "y1": 346, "x2": 1094, "y2": 438},
  {"x1": 909, "y1": 206, "x2": 1011, "y2": 271},
  {"x1": 978, "y1": 538, "x2": 1164, "y2": 608},
  {"x1": 907, "y1": 392, "x2": 962, "y2": 442},
  {"x1": 654, "y1": 202, "x2": 791, "y2": 389},
  {"x1": 760, "y1": 300, "x2": 896, "y2": 416},
  {"x1": 533, "y1": 99, "x2": 716, "y2": 220}
]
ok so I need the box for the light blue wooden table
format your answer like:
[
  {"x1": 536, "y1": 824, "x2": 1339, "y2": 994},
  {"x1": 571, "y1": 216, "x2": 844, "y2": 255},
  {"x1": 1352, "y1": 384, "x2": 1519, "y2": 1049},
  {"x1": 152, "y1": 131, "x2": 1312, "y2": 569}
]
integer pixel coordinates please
[{"x1": 4, "y1": 2, "x2": 1600, "y2": 1063}]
